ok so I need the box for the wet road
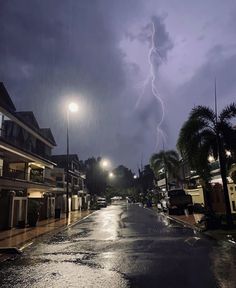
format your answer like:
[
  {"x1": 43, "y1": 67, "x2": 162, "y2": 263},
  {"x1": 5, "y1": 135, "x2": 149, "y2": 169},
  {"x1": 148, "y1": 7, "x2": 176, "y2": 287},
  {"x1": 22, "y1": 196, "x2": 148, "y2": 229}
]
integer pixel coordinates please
[{"x1": 0, "y1": 204, "x2": 236, "y2": 288}]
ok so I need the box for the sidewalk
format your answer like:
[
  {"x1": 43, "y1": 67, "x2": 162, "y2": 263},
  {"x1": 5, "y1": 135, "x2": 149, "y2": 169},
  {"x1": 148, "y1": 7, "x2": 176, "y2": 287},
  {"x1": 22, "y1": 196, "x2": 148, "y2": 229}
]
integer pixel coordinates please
[
  {"x1": 167, "y1": 213, "x2": 236, "y2": 244},
  {"x1": 167, "y1": 213, "x2": 203, "y2": 231},
  {"x1": 0, "y1": 210, "x2": 93, "y2": 261}
]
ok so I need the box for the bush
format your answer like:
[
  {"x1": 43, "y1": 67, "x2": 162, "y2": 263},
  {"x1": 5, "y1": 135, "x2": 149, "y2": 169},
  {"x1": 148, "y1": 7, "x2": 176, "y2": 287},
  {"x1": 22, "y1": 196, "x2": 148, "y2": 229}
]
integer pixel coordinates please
[
  {"x1": 193, "y1": 203, "x2": 205, "y2": 214},
  {"x1": 28, "y1": 200, "x2": 40, "y2": 227}
]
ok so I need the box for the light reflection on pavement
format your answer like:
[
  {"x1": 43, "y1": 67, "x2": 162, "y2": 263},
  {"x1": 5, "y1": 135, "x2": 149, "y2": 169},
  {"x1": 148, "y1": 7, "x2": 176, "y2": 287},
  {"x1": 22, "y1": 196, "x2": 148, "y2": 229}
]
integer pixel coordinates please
[{"x1": 0, "y1": 203, "x2": 235, "y2": 287}]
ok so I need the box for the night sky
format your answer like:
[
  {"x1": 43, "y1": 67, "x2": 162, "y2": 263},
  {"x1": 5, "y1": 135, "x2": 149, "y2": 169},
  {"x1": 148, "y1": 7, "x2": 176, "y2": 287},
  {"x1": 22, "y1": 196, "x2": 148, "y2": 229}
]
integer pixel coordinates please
[{"x1": 1, "y1": 1, "x2": 236, "y2": 171}]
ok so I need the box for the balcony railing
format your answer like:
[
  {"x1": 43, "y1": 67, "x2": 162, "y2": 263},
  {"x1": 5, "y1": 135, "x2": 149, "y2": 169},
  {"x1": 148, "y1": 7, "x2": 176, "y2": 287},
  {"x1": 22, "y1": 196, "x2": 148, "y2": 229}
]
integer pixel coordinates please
[
  {"x1": 0, "y1": 131, "x2": 51, "y2": 160},
  {"x1": 1, "y1": 168, "x2": 44, "y2": 183},
  {"x1": 30, "y1": 173, "x2": 44, "y2": 183},
  {"x1": 3, "y1": 168, "x2": 26, "y2": 180}
]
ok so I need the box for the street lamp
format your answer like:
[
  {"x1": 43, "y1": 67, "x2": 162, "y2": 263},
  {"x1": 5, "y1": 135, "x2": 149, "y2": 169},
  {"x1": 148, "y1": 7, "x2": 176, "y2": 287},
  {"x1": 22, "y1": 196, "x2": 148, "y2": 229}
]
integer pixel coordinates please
[
  {"x1": 101, "y1": 159, "x2": 109, "y2": 169},
  {"x1": 109, "y1": 172, "x2": 114, "y2": 178},
  {"x1": 208, "y1": 155, "x2": 215, "y2": 163},
  {"x1": 66, "y1": 102, "x2": 78, "y2": 218}
]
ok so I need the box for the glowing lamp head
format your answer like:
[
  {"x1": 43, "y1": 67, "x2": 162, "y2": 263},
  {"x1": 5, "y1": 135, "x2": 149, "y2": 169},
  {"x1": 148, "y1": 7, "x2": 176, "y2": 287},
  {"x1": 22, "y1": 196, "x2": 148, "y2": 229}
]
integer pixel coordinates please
[
  {"x1": 133, "y1": 175, "x2": 137, "y2": 179},
  {"x1": 208, "y1": 155, "x2": 214, "y2": 163},
  {"x1": 68, "y1": 102, "x2": 78, "y2": 113},
  {"x1": 101, "y1": 159, "x2": 109, "y2": 168},
  {"x1": 226, "y1": 150, "x2": 231, "y2": 157},
  {"x1": 109, "y1": 172, "x2": 114, "y2": 178}
]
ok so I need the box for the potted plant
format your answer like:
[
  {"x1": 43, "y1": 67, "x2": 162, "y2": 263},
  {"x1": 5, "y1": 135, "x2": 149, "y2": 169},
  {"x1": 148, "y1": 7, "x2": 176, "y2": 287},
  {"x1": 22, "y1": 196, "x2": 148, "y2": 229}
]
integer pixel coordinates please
[{"x1": 27, "y1": 200, "x2": 40, "y2": 227}]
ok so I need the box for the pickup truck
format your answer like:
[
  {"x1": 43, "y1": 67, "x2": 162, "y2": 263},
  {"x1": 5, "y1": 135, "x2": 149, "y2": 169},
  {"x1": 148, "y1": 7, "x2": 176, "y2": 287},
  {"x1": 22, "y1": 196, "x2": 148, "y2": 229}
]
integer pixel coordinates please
[{"x1": 166, "y1": 189, "x2": 193, "y2": 215}]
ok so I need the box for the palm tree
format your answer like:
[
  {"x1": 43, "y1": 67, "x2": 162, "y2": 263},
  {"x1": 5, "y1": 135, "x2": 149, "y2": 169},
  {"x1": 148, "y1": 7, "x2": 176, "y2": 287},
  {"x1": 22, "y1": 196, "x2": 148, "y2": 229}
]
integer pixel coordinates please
[
  {"x1": 150, "y1": 150, "x2": 180, "y2": 191},
  {"x1": 177, "y1": 104, "x2": 236, "y2": 227}
]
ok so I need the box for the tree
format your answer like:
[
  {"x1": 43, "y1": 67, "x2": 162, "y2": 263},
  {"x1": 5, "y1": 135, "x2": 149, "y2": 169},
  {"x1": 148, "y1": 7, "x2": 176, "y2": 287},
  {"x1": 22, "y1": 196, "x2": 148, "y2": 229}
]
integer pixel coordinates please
[
  {"x1": 139, "y1": 164, "x2": 155, "y2": 193},
  {"x1": 111, "y1": 165, "x2": 134, "y2": 189},
  {"x1": 80, "y1": 157, "x2": 107, "y2": 196},
  {"x1": 104, "y1": 165, "x2": 138, "y2": 201},
  {"x1": 150, "y1": 150, "x2": 180, "y2": 191},
  {"x1": 177, "y1": 104, "x2": 236, "y2": 227}
]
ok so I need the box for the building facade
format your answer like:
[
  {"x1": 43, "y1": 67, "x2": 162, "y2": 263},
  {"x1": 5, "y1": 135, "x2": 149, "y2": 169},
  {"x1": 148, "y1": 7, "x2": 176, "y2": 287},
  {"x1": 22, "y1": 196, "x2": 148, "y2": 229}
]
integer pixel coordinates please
[
  {"x1": 154, "y1": 156, "x2": 236, "y2": 214},
  {"x1": 0, "y1": 83, "x2": 56, "y2": 230},
  {"x1": 51, "y1": 154, "x2": 88, "y2": 212},
  {"x1": 182, "y1": 160, "x2": 236, "y2": 214}
]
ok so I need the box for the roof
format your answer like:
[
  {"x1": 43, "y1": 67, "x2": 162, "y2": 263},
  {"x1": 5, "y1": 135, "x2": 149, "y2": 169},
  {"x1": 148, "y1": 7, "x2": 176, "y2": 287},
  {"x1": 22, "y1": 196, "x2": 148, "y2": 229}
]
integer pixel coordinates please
[
  {"x1": 51, "y1": 154, "x2": 79, "y2": 168},
  {"x1": 40, "y1": 128, "x2": 57, "y2": 146},
  {"x1": 0, "y1": 83, "x2": 56, "y2": 147},
  {"x1": 0, "y1": 82, "x2": 16, "y2": 112},
  {"x1": 14, "y1": 111, "x2": 56, "y2": 146},
  {"x1": 15, "y1": 111, "x2": 40, "y2": 130}
]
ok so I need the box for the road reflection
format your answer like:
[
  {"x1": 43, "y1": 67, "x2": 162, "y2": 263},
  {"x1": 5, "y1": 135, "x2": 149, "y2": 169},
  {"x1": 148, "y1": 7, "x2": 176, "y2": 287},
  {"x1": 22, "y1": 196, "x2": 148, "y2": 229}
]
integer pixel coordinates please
[{"x1": 211, "y1": 242, "x2": 236, "y2": 288}]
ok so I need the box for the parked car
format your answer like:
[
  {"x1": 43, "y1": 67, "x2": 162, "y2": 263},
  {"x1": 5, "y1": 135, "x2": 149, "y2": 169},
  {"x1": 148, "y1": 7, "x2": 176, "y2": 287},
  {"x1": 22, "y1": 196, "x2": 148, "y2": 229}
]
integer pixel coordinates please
[{"x1": 96, "y1": 197, "x2": 107, "y2": 208}]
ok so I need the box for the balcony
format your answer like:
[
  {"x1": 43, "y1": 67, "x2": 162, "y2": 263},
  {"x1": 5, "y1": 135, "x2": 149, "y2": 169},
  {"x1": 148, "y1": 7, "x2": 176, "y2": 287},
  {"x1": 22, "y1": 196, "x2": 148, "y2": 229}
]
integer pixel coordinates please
[
  {"x1": 1, "y1": 167, "x2": 44, "y2": 183},
  {"x1": 2, "y1": 168, "x2": 26, "y2": 180},
  {"x1": 30, "y1": 173, "x2": 44, "y2": 183}
]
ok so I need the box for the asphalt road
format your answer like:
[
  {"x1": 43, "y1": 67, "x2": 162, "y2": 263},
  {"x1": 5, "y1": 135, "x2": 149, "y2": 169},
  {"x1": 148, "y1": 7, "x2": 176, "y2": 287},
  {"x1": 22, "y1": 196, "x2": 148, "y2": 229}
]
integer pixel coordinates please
[{"x1": 0, "y1": 203, "x2": 236, "y2": 288}]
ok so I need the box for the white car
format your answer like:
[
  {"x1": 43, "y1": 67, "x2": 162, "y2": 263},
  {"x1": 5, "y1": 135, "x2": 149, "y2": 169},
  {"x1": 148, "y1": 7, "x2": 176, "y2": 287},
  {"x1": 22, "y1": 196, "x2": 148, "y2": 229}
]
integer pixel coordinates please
[{"x1": 96, "y1": 197, "x2": 107, "y2": 208}]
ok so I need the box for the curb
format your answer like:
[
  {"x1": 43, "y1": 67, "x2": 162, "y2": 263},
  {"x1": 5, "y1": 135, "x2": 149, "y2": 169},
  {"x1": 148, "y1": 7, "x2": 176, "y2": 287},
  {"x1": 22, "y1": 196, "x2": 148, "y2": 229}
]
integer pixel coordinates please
[
  {"x1": 144, "y1": 207, "x2": 204, "y2": 234},
  {"x1": 154, "y1": 210, "x2": 236, "y2": 246},
  {"x1": 0, "y1": 210, "x2": 96, "y2": 263},
  {"x1": 164, "y1": 213, "x2": 203, "y2": 233},
  {"x1": 0, "y1": 247, "x2": 22, "y2": 254},
  {"x1": 55, "y1": 210, "x2": 96, "y2": 233},
  {"x1": 19, "y1": 210, "x2": 96, "y2": 249}
]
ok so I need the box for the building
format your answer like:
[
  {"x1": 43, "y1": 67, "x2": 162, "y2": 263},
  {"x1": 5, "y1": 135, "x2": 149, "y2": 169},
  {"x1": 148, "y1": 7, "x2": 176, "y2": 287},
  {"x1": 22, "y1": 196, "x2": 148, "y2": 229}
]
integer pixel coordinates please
[
  {"x1": 0, "y1": 83, "x2": 56, "y2": 230},
  {"x1": 155, "y1": 167, "x2": 181, "y2": 194},
  {"x1": 51, "y1": 154, "x2": 88, "y2": 212},
  {"x1": 154, "y1": 156, "x2": 236, "y2": 215},
  {"x1": 183, "y1": 160, "x2": 236, "y2": 214}
]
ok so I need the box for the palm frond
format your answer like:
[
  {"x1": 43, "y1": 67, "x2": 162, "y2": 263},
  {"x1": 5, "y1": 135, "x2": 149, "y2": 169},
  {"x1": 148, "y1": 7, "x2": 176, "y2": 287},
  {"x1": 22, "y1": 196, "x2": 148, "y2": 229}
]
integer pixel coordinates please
[
  {"x1": 150, "y1": 150, "x2": 179, "y2": 176},
  {"x1": 190, "y1": 105, "x2": 215, "y2": 124},
  {"x1": 219, "y1": 103, "x2": 236, "y2": 122},
  {"x1": 177, "y1": 117, "x2": 212, "y2": 155},
  {"x1": 218, "y1": 121, "x2": 236, "y2": 151}
]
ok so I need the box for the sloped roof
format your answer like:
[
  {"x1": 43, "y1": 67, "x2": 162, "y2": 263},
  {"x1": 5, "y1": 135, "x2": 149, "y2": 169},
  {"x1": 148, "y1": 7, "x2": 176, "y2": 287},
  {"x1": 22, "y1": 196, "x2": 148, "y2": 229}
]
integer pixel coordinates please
[
  {"x1": 0, "y1": 82, "x2": 16, "y2": 112},
  {"x1": 15, "y1": 112, "x2": 56, "y2": 146},
  {"x1": 15, "y1": 111, "x2": 56, "y2": 146},
  {"x1": 0, "y1": 83, "x2": 56, "y2": 147},
  {"x1": 15, "y1": 111, "x2": 40, "y2": 130},
  {"x1": 51, "y1": 154, "x2": 79, "y2": 168},
  {"x1": 40, "y1": 128, "x2": 57, "y2": 146}
]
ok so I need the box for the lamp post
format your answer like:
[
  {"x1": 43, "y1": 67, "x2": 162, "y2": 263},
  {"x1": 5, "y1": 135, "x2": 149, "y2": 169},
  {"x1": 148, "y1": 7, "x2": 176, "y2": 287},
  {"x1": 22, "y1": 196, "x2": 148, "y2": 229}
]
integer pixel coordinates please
[
  {"x1": 66, "y1": 102, "x2": 78, "y2": 218},
  {"x1": 101, "y1": 159, "x2": 109, "y2": 169},
  {"x1": 108, "y1": 172, "x2": 114, "y2": 178}
]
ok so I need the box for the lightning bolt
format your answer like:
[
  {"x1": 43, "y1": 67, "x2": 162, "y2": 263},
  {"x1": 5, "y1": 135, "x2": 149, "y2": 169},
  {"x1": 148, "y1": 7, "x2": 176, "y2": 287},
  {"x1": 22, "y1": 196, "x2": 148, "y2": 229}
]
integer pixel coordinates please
[{"x1": 135, "y1": 21, "x2": 166, "y2": 149}]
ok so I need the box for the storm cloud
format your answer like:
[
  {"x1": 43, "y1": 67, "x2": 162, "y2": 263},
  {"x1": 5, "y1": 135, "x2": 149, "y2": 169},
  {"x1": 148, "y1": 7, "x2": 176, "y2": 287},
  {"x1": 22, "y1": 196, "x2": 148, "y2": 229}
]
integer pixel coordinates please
[{"x1": 1, "y1": 0, "x2": 236, "y2": 170}]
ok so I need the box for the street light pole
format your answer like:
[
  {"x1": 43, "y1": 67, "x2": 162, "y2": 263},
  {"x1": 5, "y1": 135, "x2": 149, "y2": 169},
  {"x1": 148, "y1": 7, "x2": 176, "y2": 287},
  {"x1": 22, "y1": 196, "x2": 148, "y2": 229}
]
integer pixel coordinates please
[
  {"x1": 66, "y1": 102, "x2": 78, "y2": 219},
  {"x1": 66, "y1": 109, "x2": 70, "y2": 219}
]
